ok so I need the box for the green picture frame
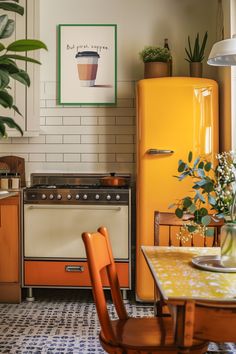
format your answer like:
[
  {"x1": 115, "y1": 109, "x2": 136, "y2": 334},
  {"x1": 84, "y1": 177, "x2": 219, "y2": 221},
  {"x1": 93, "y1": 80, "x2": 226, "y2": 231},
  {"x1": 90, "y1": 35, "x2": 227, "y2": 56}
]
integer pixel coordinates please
[{"x1": 58, "y1": 24, "x2": 117, "y2": 106}]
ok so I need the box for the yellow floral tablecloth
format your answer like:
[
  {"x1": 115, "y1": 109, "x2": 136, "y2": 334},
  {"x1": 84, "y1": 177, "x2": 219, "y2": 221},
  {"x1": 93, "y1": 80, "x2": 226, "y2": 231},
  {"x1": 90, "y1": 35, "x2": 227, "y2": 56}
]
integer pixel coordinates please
[{"x1": 141, "y1": 246, "x2": 236, "y2": 301}]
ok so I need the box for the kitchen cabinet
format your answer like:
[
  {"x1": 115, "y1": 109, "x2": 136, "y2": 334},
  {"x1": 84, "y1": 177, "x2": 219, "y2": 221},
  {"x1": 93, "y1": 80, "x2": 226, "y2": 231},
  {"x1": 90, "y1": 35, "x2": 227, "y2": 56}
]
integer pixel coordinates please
[{"x1": 0, "y1": 195, "x2": 21, "y2": 303}]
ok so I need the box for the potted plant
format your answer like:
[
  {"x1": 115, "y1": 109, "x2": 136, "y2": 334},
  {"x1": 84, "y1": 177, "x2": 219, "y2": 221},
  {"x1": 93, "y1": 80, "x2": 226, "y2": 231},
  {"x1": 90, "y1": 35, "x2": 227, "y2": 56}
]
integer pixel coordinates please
[
  {"x1": 139, "y1": 46, "x2": 171, "y2": 78},
  {"x1": 185, "y1": 31, "x2": 208, "y2": 77},
  {"x1": 170, "y1": 151, "x2": 236, "y2": 267},
  {"x1": 0, "y1": 0, "x2": 47, "y2": 138}
]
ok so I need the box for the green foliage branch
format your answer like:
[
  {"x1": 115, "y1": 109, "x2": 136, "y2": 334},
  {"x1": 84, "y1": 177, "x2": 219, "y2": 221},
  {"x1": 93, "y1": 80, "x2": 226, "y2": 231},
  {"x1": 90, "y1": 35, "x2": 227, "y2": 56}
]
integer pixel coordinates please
[
  {"x1": 185, "y1": 31, "x2": 208, "y2": 62},
  {"x1": 0, "y1": 0, "x2": 47, "y2": 138},
  {"x1": 170, "y1": 151, "x2": 236, "y2": 236}
]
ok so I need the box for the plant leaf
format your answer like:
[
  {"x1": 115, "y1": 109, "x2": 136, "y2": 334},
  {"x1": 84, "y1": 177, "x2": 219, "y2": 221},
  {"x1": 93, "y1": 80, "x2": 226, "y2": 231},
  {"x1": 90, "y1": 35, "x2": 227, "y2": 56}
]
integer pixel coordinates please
[
  {"x1": 189, "y1": 204, "x2": 196, "y2": 213},
  {"x1": 178, "y1": 161, "x2": 186, "y2": 172},
  {"x1": 201, "y1": 215, "x2": 211, "y2": 226},
  {"x1": 193, "y1": 156, "x2": 200, "y2": 168},
  {"x1": 195, "y1": 191, "x2": 205, "y2": 203},
  {"x1": 175, "y1": 208, "x2": 183, "y2": 219},
  {"x1": 0, "y1": 68, "x2": 9, "y2": 89},
  {"x1": 7, "y1": 39, "x2": 47, "y2": 52},
  {"x1": 188, "y1": 151, "x2": 193, "y2": 163},
  {"x1": 0, "y1": 89, "x2": 13, "y2": 107},
  {"x1": 0, "y1": 42, "x2": 5, "y2": 52},
  {"x1": 0, "y1": 59, "x2": 19, "y2": 74},
  {"x1": 10, "y1": 69, "x2": 30, "y2": 86},
  {"x1": 197, "y1": 168, "x2": 205, "y2": 178},
  {"x1": 4, "y1": 54, "x2": 41, "y2": 64},
  {"x1": 198, "y1": 161, "x2": 204, "y2": 169},
  {"x1": 1, "y1": 18, "x2": 14, "y2": 38},
  {"x1": 183, "y1": 197, "x2": 192, "y2": 208},
  {"x1": 12, "y1": 104, "x2": 22, "y2": 116},
  {"x1": 0, "y1": 2, "x2": 24, "y2": 15},
  {"x1": 199, "y1": 31, "x2": 208, "y2": 60},
  {"x1": 203, "y1": 181, "x2": 214, "y2": 193},
  {"x1": 208, "y1": 194, "x2": 216, "y2": 205},
  {"x1": 187, "y1": 35, "x2": 193, "y2": 59},
  {"x1": 0, "y1": 116, "x2": 23, "y2": 135},
  {"x1": 205, "y1": 227, "x2": 214, "y2": 236},
  {"x1": 204, "y1": 161, "x2": 212, "y2": 171},
  {"x1": 187, "y1": 225, "x2": 197, "y2": 233},
  {"x1": 0, "y1": 14, "x2": 8, "y2": 36}
]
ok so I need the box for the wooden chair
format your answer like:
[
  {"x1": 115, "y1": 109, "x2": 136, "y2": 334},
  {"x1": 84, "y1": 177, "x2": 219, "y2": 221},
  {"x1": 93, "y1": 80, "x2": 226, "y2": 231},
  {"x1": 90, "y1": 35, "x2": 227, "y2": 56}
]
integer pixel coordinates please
[
  {"x1": 178, "y1": 300, "x2": 236, "y2": 354},
  {"x1": 154, "y1": 211, "x2": 223, "y2": 247},
  {"x1": 82, "y1": 226, "x2": 207, "y2": 354},
  {"x1": 153, "y1": 211, "x2": 224, "y2": 316}
]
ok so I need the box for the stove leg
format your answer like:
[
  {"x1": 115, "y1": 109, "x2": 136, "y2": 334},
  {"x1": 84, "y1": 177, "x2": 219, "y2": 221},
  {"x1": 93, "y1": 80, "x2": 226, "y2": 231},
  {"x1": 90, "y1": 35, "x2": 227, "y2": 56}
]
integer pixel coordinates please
[
  {"x1": 26, "y1": 287, "x2": 35, "y2": 302},
  {"x1": 122, "y1": 289, "x2": 128, "y2": 301}
]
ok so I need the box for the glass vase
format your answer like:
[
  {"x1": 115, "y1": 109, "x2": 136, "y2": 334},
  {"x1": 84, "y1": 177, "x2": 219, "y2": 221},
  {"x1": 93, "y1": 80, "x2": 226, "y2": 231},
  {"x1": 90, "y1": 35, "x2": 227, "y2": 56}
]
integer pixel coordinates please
[{"x1": 220, "y1": 223, "x2": 236, "y2": 268}]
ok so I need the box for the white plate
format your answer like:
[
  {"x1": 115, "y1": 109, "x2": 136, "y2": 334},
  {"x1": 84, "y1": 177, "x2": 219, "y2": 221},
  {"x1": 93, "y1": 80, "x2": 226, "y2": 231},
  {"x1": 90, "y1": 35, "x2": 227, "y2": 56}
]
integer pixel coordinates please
[{"x1": 192, "y1": 255, "x2": 236, "y2": 273}]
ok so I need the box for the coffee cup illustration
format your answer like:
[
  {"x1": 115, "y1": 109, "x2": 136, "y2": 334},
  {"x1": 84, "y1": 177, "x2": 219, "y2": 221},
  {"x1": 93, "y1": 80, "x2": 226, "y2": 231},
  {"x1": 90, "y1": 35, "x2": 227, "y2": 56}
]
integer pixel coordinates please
[{"x1": 75, "y1": 51, "x2": 100, "y2": 87}]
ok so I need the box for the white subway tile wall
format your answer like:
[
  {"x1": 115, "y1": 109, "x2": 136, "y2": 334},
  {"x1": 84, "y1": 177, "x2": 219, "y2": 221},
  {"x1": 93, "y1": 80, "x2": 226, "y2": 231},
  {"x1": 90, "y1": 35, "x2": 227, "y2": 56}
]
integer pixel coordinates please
[{"x1": 0, "y1": 81, "x2": 136, "y2": 183}]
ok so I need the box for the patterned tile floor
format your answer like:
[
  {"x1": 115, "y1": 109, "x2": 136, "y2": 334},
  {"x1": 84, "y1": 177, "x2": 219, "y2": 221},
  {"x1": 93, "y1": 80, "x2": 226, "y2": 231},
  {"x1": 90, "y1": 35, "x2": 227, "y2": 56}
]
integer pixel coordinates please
[{"x1": 0, "y1": 289, "x2": 235, "y2": 353}]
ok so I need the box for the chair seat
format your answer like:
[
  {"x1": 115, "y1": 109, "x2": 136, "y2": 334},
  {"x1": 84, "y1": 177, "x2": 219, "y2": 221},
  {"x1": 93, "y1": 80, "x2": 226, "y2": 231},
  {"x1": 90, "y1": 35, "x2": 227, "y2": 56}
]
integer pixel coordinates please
[{"x1": 99, "y1": 317, "x2": 208, "y2": 353}]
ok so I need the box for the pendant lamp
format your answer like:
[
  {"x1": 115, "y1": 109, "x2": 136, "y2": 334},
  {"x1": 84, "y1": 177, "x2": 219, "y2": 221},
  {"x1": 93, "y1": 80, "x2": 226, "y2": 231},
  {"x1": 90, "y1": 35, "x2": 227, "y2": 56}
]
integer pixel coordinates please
[{"x1": 207, "y1": 35, "x2": 236, "y2": 66}]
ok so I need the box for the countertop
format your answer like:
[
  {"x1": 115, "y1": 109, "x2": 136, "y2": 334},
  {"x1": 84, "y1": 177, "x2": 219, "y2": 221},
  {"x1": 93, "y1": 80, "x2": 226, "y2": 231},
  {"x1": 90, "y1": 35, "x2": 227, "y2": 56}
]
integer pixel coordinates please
[{"x1": 0, "y1": 190, "x2": 19, "y2": 200}]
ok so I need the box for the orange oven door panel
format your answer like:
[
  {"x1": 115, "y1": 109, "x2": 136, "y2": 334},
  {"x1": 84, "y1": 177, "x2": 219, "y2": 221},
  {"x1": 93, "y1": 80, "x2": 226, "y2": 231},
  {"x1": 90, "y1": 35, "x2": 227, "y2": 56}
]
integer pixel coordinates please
[{"x1": 24, "y1": 261, "x2": 129, "y2": 288}]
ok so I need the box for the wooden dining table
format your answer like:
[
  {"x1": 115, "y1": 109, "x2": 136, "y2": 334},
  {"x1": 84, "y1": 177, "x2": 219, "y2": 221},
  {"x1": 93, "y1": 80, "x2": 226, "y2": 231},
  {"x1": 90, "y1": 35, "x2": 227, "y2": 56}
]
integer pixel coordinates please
[{"x1": 141, "y1": 246, "x2": 236, "y2": 351}]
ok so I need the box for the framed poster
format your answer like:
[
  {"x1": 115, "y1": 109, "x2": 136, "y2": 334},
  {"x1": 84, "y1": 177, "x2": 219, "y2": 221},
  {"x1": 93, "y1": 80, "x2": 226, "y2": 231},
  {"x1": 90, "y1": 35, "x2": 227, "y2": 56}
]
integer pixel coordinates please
[{"x1": 58, "y1": 24, "x2": 117, "y2": 105}]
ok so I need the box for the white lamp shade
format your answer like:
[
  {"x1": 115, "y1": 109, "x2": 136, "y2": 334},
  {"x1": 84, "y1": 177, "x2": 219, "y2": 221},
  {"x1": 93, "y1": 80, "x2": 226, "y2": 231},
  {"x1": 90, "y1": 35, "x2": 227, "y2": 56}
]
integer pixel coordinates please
[{"x1": 207, "y1": 37, "x2": 236, "y2": 66}]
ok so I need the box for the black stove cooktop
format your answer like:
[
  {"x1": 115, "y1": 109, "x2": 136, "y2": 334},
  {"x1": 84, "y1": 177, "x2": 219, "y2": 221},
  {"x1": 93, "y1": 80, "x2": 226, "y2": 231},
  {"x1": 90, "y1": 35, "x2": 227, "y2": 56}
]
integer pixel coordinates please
[{"x1": 24, "y1": 173, "x2": 131, "y2": 204}]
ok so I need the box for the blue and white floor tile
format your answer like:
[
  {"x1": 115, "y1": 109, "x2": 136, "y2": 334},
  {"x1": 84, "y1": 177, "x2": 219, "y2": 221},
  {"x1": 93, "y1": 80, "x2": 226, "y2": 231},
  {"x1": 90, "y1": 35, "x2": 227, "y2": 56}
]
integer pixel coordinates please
[{"x1": 0, "y1": 290, "x2": 235, "y2": 353}]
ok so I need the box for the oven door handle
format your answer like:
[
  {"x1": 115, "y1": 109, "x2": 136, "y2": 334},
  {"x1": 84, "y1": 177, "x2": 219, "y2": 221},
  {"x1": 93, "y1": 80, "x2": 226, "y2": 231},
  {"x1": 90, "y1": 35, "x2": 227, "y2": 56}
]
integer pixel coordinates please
[{"x1": 27, "y1": 205, "x2": 122, "y2": 211}]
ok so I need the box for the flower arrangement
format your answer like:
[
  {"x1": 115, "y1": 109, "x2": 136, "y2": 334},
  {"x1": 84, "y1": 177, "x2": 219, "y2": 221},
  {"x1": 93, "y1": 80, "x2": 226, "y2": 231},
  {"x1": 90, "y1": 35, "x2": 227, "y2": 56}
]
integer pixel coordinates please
[{"x1": 170, "y1": 151, "x2": 236, "y2": 237}]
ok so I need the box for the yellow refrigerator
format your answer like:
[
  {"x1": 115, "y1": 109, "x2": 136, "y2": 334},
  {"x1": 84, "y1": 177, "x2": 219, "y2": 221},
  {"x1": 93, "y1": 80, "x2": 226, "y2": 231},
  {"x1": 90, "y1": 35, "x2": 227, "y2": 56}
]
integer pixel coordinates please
[{"x1": 136, "y1": 77, "x2": 219, "y2": 301}]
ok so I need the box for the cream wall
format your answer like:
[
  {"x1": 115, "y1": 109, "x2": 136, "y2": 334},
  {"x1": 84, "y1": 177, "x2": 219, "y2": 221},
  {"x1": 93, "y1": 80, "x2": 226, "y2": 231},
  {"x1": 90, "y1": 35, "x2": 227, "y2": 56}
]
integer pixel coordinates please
[
  {"x1": 231, "y1": 0, "x2": 236, "y2": 150},
  {"x1": 0, "y1": 0, "x2": 218, "y2": 183},
  {"x1": 216, "y1": 0, "x2": 231, "y2": 151}
]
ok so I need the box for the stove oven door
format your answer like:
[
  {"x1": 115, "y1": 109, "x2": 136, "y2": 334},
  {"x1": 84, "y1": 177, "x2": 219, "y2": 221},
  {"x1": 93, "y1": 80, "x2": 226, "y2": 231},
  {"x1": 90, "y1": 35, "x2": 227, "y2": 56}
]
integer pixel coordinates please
[{"x1": 24, "y1": 204, "x2": 129, "y2": 259}]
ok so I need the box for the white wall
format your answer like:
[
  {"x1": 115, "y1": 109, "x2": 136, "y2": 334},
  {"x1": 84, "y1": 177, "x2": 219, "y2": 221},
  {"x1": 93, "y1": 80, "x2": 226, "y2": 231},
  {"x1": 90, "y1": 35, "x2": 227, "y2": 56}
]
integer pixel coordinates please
[{"x1": 0, "y1": 0, "x2": 218, "y2": 183}]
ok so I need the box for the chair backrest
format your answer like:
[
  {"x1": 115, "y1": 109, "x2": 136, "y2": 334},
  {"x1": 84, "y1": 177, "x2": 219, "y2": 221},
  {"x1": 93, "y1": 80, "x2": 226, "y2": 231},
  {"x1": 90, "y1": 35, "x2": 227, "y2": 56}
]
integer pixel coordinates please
[
  {"x1": 82, "y1": 226, "x2": 128, "y2": 343},
  {"x1": 181, "y1": 300, "x2": 236, "y2": 347},
  {"x1": 154, "y1": 211, "x2": 223, "y2": 247}
]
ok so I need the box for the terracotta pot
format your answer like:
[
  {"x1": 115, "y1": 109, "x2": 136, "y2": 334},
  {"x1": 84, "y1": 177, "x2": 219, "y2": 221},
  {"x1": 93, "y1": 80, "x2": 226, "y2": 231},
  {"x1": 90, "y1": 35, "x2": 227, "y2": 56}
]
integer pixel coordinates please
[
  {"x1": 144, "y1": 62, "x2": 170, "y2": 79},
  {"x1": 100, "y1": 173, "x2": 128, "y2": 186},
  {"x1": 189, "y1": 62, "x2": 203, "y2": 78}
]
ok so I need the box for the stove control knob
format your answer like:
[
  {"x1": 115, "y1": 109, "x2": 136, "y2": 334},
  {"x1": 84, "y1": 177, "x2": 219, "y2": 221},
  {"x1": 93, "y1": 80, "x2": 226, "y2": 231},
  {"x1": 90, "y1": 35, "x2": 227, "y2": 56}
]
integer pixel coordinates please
[
  {"x1": 75, "y1": 194, "x2": 80, "y2": 200},
  {"x1": 115, "y1": 194, "x2": 121, "y2": 200},
  {"x1": 49, "y1": 194, "x2": 54, "y2": 200},
  {"x1": 106, "y1": 194, "x2": 111, "y2": 201},
  {"x1": 95, "y1": 194, "x2": 100, "y2": 200},
  {"x1": 83, "y1": 194, "x2": 88, "y2": 200},
  {"x1": 67, "y1": 194, "x2": 72, "y2": 200},
  {"x1": 57, "y1": 194, "x2": 62, "y2": 200},
  {"x1": 41, "y1": 194, "x2": 47, "y2": 200}
]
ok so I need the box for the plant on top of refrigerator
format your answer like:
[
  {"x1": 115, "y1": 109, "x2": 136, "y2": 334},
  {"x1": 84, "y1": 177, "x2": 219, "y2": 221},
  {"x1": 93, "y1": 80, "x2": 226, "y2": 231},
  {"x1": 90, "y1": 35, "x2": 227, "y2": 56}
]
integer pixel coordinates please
[
  {"x1": 169, "y1": 151, "x2": 236, "y2": 238},
  {"x1": 0, "y1": 0, "x2": 47, "y2": 138},
  {"x1": 139, "y1": 46, "x2": 171, "y2": 63},
  {"x1": 185, "y1": 31, "x2": 208, "y2": 62}
]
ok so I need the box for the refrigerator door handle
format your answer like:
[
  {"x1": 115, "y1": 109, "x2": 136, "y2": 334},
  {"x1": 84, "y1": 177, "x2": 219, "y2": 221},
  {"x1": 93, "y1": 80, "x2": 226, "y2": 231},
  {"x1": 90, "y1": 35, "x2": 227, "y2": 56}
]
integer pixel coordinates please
[{"x1": 146, "y1": 149, "x2": 174, "y2": 155}]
